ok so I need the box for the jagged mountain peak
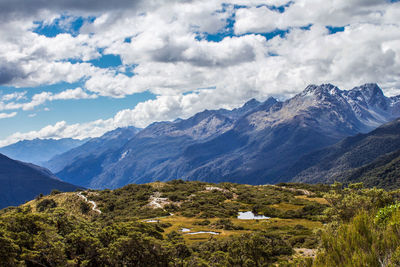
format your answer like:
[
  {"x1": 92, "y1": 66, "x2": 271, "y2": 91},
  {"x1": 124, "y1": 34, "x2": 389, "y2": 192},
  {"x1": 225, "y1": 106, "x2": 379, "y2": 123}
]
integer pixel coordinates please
[
  {"x1": 345, "y1": 83, "x2": 386, "y2": 105},
  {"x1": 301, "y1": 83, "x2": 341, "y2": 97},
  {"x1": 351, "y1": 83, "x2": 382, "y2": 95},
  {"x1": 300, "y1": 83, "x2": 384, "y2": 100},
  {"x1": 260, "y1": 97, "x2": 278, "y2": 107},
  {"x1": 243, "y1": 98, "x2": 261, "y2": 108},
  {"x1": 49, "y1": 83, "x2": 400, "y2": 189}
]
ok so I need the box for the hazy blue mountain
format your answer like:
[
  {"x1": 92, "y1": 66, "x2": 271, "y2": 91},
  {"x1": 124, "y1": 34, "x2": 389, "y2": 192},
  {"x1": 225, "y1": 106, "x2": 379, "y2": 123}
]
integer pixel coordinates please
[
  {"x1": 290, "y1": 118, "x2": 400, "y2": 185},
  {"x1": 0, "y1": 153, "x2": 79, "y2": 209},
  {"x1": 0, "y1": 138, "x2": 87, "y2": 165},
  {"x1": 44, "y1": 127, "x2": 141, "y2": 186},
  {"x1": 54, "y1": 83, "x2": 400, "y2": 189},
  {"x1": 55, "y1": 100, "x2": 263, "y2": 188}
]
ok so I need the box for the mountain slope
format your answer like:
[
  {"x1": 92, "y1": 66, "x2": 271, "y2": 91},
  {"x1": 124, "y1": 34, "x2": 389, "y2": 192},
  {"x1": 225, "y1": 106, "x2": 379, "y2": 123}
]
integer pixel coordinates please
[
  {"x1": 341, "y1": 149, "x2": 400, "y2": 190},
  {"x1": 0, "y1": 153, "x2": 80, "y2": 209},
  {"x1": 44, "y1": 127, "x2": 141, "y2": 174},
  {"x1": 56, "y1": 101, "x2": 263, "y2": 188},
  {"x1": 290, "y1": 118, "x2": 400, "y2": 185},
  {"x1": 0, "y1": 138, "x2": 87, "y2": 165},
  {"x1": 56, "y1": 83, "x2": 400, "y2": 188}
]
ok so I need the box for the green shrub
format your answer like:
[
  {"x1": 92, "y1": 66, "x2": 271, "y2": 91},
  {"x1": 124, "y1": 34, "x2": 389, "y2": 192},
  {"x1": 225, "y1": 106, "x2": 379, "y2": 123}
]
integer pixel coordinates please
[
  {"x1": 193, "y1": 220, "x2": 211, "y2": 226},
  {"x1": 36, "y1": 199, "x2": 57, "y2": 212},
  {"x1": 80, "y1": 201, "x2": 91, "y2": 214},
  {"x1": 50, "y1": 189, "x2": 62, "y2": 195}
]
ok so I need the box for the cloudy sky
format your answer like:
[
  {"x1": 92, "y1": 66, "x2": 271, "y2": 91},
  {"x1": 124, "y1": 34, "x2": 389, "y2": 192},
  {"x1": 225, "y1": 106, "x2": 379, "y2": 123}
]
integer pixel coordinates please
[{"x1": 0, "y1": 0, "x2": 399, "y2": 146}]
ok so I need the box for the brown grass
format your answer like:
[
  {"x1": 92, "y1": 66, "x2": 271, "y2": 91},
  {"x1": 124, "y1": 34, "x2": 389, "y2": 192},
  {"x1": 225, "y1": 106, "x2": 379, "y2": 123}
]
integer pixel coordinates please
[
  {"x1": 145, "y1": 214, "x2": 323, "y2": 244},
  {"x1": 295, "y1": 195, "x2": 329, "y2": 205}
]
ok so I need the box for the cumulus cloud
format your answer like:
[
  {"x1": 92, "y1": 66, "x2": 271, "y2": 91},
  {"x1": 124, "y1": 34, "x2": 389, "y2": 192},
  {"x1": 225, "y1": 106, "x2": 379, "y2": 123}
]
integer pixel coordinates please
[
  {"x1": 0, "y1": 112, "x2": 17, "y2": 119},
  {"x1": 0, "y1": 87, "x2": 97, "y2": 111},
  {"x1": 234, "y1": 0, "x2": 394, "y2": 34},
  {"x1": 0, "y1": 88, "x2": 247, "y2": 146},
  {"x1": 21, "y1": 87, "x2": 97, "y2": 111},
  {"x1": 1, "y1": 0, "x2": 400, "y2": 145},
  {"x1": 0, "y1": 0, "x2": 144, "y2": 22},
  {"x1": 0, "y1": 120, "x2": 113, "y2": 147},
  {"x1": 1, "y1": 91, "x2": 27, "y2": 102},
  {"x1": 0, "y1": 60, "x2": 27, "y2": 85}
]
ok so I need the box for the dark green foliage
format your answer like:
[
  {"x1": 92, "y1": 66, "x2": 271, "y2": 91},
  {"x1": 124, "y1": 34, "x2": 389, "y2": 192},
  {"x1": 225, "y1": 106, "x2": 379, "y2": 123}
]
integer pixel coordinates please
[
  {"x1": 0, "y1": 208, "x2": 175, "y2": 266},
  {"x1": 0, "y1": 180, "x2": 333, "y2": 266},
  {"x1": 0, "y1": 230, "x2": 18, "y2": 266},
  {"x1": 375, "y1": 202, "x2": 400, "y2": 225},
  {"x1": 90, "y1": 183, "x2": 168, "y2": 221},
  {"x1": 35, "y1": 193, "x2": 44, "y2": 200},
  {"x1": 36, "y1": 198, "x2": 57, "y2": 212},
  {"x1": 323, "y1": 183, "x2": 392, "y2": 222},
  {"x1": 211, "y1": 219, "x2": 244, "y2": 230},
  {"x1": 315, "y1": 210, "x2": 400, "y2": 266},
  {"x1": 191, "y1": 232, "x2": 293, "y2": 266},
  {"x1": 342, "y1": 149, "x2": 400, "y2": 190},
  {"x1": 292, "y1": 118, "x2": 400, "y2": 188},
  {"x1": 312, "y1": 183, "x2": 400, "y2": 266},
  {"x1": 51, "y1": 189, "x2": 62, "y2": 195},
  {"x1": 193, "y1": 219, "x2": 211, "y2": 226},
  {"x1": 80, "y1": 201, "x2": 91, "y2": 214}
]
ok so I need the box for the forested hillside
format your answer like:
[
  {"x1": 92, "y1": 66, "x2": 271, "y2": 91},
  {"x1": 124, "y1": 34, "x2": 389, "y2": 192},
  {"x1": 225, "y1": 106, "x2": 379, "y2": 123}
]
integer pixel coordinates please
[
  {"x1": 291, "y1": 118, "x2": 400, "y2": 187},
  {"x1": 1, "y1": 180, "x2": 398, "y2": 266}
]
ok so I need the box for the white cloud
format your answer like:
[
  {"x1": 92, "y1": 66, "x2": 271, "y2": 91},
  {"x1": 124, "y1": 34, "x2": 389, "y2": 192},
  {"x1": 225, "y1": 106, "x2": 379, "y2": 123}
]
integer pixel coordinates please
[
  {"x1": 0, "y1": 0, "x2": 400, "y2": 145},
  {"x1": 0, "y1": 120, "x2": 111, "y2": 147},
  {"x1": 234, "y1": 0, "x2": 395, "y2": 35},
  {"x1": 0, "y1": 112, "x2": 17, "y2": 119},
  {"x1": 1, "y1": 91, "x2": 26, "y2": 101},
  {"x1": 0, "y1": 88, "x2": 247, "y2": 146},
  {"x1": 0, "y1": 87, "x2": 97, "y2": 111}
]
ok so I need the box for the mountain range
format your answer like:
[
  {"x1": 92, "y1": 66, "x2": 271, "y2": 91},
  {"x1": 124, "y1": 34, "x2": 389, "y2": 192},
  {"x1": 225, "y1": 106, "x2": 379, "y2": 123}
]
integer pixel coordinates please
[
  {"x1": 0, "y1": 138, "x2": 87, "y2": 165},
  {"x1": 0, "y1": 153, "x2": 79, "y2": 209},
  {"x1": 291, "y1": 118, "x2": 400, "y2": 189},
  {"x1": 42, "y1": 83, "x2": 400, "y2": 189}
]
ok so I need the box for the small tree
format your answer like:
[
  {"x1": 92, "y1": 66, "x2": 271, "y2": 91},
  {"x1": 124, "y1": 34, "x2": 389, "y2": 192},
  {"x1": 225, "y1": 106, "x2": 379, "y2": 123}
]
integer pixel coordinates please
[
  {"x1": 36, "y1": 199, "x2": 57, "y2": 212},
  {"x1": 51, "y1": 189, "x2": 62, "y2": 196},
  {"x1": 80, "y1": 201, "x2": 91, "y2": 214}
]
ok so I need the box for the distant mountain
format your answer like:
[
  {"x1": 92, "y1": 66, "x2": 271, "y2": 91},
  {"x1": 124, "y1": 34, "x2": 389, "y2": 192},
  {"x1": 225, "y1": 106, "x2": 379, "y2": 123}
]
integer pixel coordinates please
[
  {"x1": 290, "y1": 118, "x2": 400, "y2": 188},
  {"x1": 44, "y1": 127, "x2": 141, "y2": 186},
  {"x1": 54, "y1": 83, "x2": 400, "y2": 189},
  {"x1": 55, "y1": 101, "x2": 262, "y2": 188},
  {"x1": 0, "y1": 138, "x2": 87, "y2": 165},
  {"x1": 0, "y1": 153, "x2": 79, "y2": 209}
]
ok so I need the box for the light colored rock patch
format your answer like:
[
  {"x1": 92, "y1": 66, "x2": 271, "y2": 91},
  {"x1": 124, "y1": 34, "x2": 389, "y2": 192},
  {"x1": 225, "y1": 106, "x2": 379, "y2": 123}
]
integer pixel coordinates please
[
  {"x1": 147, "y1": 192, "x2": 171, "y2": 209},
  {"x1": 294, "y1": 248, "x2": 317, "y2": 258}
]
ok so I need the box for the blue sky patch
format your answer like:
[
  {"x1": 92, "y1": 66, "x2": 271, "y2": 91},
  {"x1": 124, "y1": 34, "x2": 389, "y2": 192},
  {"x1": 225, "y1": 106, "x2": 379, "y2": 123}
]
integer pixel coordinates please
[
  {"x1": 33, "y1": 15, "x2": 95, "y2": 37},
  {"x1": 88, "y1": 54, "x2": 123, "y2": 68},
  {"x1": 326, "y1": 26, "x2": 346, "y2": 34}
]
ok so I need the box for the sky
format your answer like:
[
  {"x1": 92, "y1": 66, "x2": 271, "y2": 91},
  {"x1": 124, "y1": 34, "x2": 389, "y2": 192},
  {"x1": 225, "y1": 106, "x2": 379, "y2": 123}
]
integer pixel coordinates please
[{"x1": 0, "y1": 0, "x2": 400, "y2": 146}]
